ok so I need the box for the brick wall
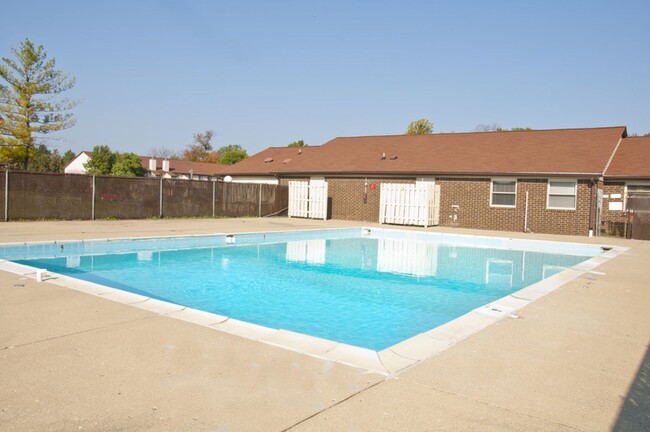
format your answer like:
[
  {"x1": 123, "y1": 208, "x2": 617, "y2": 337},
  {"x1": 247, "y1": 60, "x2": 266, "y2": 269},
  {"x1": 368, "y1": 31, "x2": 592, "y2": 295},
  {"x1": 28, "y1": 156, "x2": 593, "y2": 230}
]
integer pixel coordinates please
[
  {"x1": 281, "y1": 177, "x2": 414, "y2": 222},
  {"x1": 281, "y1": 176, "x2": 595, "y2": 236},
  {"x1": 327, "y1": 177, "x2": 414, "y2": 222},
  {"x1": 601, "y1": 181, "x2": 626, "y2": 236},
  {"x1": 436, "y1": 178, "x2": 593, "y2": 236}
]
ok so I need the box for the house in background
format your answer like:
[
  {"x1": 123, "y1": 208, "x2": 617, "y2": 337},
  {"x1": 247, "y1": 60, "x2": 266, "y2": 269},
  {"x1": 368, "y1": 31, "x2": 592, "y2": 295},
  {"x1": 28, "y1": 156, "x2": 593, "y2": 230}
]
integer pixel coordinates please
[
  {"x1": 64, "y1": 153, "x2": 228, "y2": 180},
  {"x1": 142, "y1": 158, "x2": 227, "y2": 181},
  {"x1": 223, "y1": 126, "x2": 650, "y2": 237},
  {"x1": 63, "y1": 151, "x2": 92, "y2": 174}
]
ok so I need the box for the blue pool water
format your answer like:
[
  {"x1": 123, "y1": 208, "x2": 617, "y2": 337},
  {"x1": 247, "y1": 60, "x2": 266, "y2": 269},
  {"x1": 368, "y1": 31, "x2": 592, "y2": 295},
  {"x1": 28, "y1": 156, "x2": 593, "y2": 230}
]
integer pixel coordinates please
[{"x1": 6, "y1": 229, "x2": 600, "y2": 351}]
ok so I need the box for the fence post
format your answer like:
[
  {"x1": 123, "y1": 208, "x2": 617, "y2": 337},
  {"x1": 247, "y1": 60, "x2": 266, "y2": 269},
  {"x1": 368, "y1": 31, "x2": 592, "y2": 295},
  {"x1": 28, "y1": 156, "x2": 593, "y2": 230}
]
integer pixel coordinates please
[
  {"x1": 91, "y1": 175, "x2": 96, "y2": 220},
  {"x1": 258, "y1": 183, "x2": 262, "y2": 217},
  {"x1": 212, "y1": 180, "x2": 216, "y2": 218},
  {"x1": 4, "y1": 170, "x2": 8, "y2": 222},
  {"x1": 159, "y1": 177, "x2": 164, "y2": 218}
]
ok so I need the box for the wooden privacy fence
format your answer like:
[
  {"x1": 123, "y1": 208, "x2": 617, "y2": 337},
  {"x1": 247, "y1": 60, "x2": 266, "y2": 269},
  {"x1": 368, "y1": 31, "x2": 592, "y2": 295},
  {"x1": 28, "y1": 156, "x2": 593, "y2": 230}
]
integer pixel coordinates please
[
  {"x1": 0, "y1": 170, "x2": 288, "y2": 221},
  {"x1": 288, "y1": 180, "x2": 328, "y2": 220},
  {"x1": 379, "y1": 182, "x2": 441, "y2": 227}
]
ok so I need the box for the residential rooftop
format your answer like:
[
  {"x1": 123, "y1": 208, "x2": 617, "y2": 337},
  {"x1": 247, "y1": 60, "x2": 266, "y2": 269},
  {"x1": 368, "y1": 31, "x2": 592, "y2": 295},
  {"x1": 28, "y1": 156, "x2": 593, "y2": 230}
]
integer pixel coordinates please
[
  {"x1": 225, "y1": 126, "x2": 629, "y2": 177},
  {"x1": 605, "y1": 135, "x2": 650, "y2": 179}
]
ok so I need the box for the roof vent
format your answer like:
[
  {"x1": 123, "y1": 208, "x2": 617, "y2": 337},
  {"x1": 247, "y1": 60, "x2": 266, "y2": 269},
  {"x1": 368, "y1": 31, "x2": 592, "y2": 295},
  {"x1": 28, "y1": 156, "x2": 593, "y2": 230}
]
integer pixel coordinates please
[
  {"x1": 282, "y1": 158, "x2": 291, "y2": 164},
  {"x1": 390, "y1": 155, "x2": 398, "y2": 160},
  {"x1": 380, "y1": 152, "x2": 386, "y2": 160},
  {"x1": 264, "y1": 157, "x2": 273, "y2": 163}
]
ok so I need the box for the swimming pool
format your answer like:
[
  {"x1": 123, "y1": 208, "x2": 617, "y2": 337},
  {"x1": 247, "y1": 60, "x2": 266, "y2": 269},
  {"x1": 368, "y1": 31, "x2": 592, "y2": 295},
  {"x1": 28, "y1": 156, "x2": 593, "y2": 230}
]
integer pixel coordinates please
[{"x1": 1, "y1": 227, "x2": 610, "y2": 356}]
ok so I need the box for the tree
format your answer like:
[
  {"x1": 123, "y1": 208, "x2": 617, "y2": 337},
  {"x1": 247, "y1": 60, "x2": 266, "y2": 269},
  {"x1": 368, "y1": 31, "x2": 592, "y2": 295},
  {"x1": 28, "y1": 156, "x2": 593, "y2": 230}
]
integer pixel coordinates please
[
  {"x1": 183, "y1": 130, "x2": 220, "y2": 163},
  {"x1": 27, "y1": 144, "x2": 75, "y2": 173},
  {"x1": 475, "y1": 124, "x2": 532, "y2": 132},
  {"x1": 219, "y1": 150, "x2": 248, "y2": 165},
  {"x1": 406, "y1": 118, "x2": 433, "y2": 135},
  {"x1": 215, "y1": 144, "x2": 248, "y2": 164},
  {"x1": 475, "y1": 123, "x2": 502, "y2": 132},
  {"x1": 288, "y1": 140, "x2": 306, "y2": 147},
  {"x1": 216, "y1": 144, "x2": 244, "y2": 154},
  {"x1": 111, "y1": 152, "x2": 146, "y2": 176},
  {"x1": 84, "y1": 145, "x2": 115, "y2": 175},
  {"x1": 0, "y1": 39, "x2": 77, "y2": 170},
  {"x1": 148, "y1": 146, "x2": 180, "y2": 159},
  {"x1": 62, "y1": 149, "x2": 76, "y2": 167},
  {"x1": 510, "y1": 127, "x2": 533, "y2": 132}
]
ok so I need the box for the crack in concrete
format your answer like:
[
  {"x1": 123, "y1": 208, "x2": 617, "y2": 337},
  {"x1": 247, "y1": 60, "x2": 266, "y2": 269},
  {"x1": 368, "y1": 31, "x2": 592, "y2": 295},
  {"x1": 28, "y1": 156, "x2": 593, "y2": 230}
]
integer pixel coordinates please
[
  {"x1": 1, "y1": 316, "x2": 158, "y2": 351},
  {"x1": 280, "y1": 379, "x2": 387, "y2": 431}
]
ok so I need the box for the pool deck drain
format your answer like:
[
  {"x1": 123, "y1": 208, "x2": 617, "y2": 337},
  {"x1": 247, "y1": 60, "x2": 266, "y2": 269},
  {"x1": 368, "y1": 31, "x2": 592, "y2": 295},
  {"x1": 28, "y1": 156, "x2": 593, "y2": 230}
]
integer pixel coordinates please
[{"x1": 1, "y1": 218, "x2": 649, "y2": 431}]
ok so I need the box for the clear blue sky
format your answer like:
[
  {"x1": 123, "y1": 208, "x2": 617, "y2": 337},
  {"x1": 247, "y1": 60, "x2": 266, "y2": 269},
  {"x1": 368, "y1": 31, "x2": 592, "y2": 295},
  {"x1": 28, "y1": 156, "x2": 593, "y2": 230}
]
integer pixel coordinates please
[{"x1": 2, "y1": 0, "x2": 649, "y2": 156}]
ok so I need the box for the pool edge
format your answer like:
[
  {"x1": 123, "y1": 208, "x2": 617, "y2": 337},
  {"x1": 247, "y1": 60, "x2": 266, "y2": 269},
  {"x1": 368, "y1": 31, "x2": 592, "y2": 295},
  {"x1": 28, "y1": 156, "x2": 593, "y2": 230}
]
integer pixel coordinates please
[{"x1": 0, "y1": 232, "x2": 628, "y2": 377}]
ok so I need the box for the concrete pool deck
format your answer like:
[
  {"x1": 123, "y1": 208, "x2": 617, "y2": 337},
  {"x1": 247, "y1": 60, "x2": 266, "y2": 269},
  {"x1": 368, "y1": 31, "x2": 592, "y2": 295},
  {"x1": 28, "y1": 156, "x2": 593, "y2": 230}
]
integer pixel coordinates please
[{"x1": 0, "y1": 218, "x2": 648, "y2": 431}]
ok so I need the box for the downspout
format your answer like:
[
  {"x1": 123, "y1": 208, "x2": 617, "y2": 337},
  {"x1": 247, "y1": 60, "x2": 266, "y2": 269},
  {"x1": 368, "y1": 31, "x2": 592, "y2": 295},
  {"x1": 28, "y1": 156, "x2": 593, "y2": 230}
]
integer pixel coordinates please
[
  {"x1": 523, "y1": 191, "x2": 529, "y2": 233},
  {"x1": 588, "y1": 178, "x2": 595, "y2": 237}
]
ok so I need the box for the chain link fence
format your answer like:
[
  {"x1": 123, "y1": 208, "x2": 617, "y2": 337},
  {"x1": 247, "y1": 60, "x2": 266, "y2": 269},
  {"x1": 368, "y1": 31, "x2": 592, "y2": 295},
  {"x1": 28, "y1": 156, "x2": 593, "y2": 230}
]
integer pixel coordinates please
[{"x1": 0, "y1": 170, "x2": 288, "y2": 221}]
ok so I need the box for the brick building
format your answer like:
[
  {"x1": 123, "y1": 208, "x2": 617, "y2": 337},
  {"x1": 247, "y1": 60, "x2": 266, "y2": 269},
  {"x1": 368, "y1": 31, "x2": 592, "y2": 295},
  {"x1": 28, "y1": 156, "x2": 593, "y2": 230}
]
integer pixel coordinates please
[{"x1": 224, "y1": 126, "x2": 650, "y2": 237}]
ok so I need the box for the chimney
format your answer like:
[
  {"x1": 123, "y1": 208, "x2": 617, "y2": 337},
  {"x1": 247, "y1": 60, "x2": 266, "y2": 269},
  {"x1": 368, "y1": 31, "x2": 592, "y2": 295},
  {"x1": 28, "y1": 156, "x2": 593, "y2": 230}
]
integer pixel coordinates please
[
  {"x1": 149, "y1": 158, "x2": 156, "y2": 171},
  {"x1": 162, "y1": 159, "x2": 170, "y2": 172}
]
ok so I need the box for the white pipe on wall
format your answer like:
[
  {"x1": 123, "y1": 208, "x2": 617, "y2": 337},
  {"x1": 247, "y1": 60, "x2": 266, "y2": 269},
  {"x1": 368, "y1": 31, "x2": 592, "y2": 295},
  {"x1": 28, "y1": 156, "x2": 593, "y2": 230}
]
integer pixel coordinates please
[{"x1": 524, "y1": 191, "x2": 529, "y2": 232}]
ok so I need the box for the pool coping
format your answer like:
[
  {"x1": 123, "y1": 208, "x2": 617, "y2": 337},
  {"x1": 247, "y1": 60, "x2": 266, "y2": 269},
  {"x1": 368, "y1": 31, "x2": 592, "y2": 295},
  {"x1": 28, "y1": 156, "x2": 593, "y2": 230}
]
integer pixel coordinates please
[{"x1": 0, "y1": 227, "x2": 628, "y2": 376}]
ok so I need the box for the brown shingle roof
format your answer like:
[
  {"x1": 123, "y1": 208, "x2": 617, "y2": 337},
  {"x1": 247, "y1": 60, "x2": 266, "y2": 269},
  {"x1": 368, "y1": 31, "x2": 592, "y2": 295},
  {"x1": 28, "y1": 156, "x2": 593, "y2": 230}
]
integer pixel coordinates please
[
  {"x1": 256, "y1": 126, "x2": 626, "y2": 177},
  {"x1": 221, "y1": 146, "x2": 319, "y2": 176},
  {"x1": 605, "y1": 136, "x2": 650, "y2": 179}
]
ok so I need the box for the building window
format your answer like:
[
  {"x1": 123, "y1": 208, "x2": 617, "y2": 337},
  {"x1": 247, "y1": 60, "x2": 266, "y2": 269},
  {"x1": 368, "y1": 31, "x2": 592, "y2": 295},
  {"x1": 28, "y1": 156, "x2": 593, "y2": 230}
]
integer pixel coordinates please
[
  {"x1": 490, "y1": 178, "x2": 517, "y2": 207},
  {"x1": 547, "y1": 180, "x2": 577, "y2": 210}
]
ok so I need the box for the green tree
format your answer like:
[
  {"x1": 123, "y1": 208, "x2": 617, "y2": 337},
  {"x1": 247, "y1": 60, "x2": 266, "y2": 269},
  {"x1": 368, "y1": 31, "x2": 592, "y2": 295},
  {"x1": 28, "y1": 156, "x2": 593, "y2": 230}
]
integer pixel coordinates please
[
  {"x1": 406, "y1": 118, "x2": 434, "y2": 135},
  {"x1": 219, "y1": 150, "x2": 248, "y2": 165},
  {"x1": 27, "y1": 144, "x2": 73, "y2": 173},
  {"x1": 0, "y1": 39, "x2": 77, "y2": 170},
  {"x1": 183, "y1": 130, "x2": 220, "y2": 163},
  {"x1": 288, "y1": 140, "x2": 306, "y2": 147},
  {"x1": 84, "y1": 145, "x2": 115, "y2": 175},
  {"x1": 216, "y1": 144, "x2": 244, "y2": 154},
  {"x1": 29, "y1": 144, "x2": 55, "y2": 172},
  {"x1": 62, "y1": 149, "x2": 76, "y2": 167},
  {"x1": 111, "y1": 152, "x2": 146, "y2": 176}
]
